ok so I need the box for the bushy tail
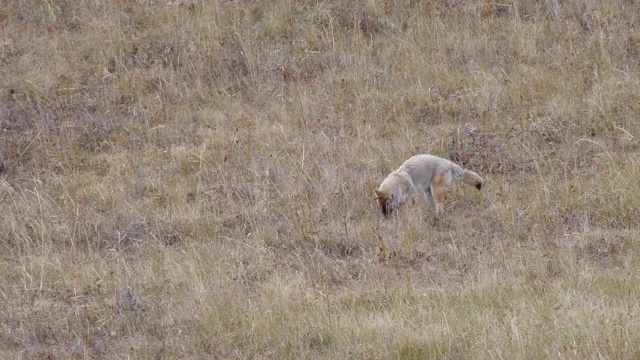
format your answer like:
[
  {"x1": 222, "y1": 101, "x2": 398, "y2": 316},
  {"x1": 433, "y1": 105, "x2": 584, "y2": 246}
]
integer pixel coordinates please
[{"x1": 451, "y1": 163, "x2": 483, "y2": 190}]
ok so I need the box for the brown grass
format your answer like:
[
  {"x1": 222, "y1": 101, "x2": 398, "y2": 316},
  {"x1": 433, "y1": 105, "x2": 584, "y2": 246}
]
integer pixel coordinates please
[{"x1": 2, "y1": 0, "x2": 640, "y2": 358}]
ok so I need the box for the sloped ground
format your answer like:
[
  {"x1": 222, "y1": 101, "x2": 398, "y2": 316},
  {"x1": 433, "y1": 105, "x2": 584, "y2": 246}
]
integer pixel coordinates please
[{"x1": 1, "y1": 1, "x2": 640, "y2": 358}]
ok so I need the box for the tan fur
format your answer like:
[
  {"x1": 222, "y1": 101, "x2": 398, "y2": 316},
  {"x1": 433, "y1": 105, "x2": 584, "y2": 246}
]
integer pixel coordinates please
[{"x1": 375, "y1": 154, "x2": 483, "y2": 216}]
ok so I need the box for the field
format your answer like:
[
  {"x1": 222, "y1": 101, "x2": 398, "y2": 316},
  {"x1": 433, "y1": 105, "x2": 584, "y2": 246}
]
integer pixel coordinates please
[{"x1": 2, "y1": 0, "x2": 640, "y2": 358}]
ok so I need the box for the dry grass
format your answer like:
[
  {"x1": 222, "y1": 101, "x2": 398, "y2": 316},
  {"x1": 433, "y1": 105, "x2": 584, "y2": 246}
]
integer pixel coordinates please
[{"x1": 2, "y1": 0, "x2": 640, "y2": 358}]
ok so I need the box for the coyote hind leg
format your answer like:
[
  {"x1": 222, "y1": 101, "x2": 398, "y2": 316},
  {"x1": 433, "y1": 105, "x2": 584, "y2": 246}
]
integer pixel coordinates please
[{"x1": 430, "y1": 185, "x2": 446, "y2": 215}]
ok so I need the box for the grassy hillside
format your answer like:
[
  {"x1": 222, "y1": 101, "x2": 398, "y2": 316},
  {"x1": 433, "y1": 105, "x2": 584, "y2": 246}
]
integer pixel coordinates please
[{"x1": 2, "y1": 0, "x2": 640, "y2": 358}]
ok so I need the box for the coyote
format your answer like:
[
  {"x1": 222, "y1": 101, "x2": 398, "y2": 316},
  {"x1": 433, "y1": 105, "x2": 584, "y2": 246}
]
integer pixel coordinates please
[{"x1": 374, "y1": 154, "x2": 483, "y2": 216}]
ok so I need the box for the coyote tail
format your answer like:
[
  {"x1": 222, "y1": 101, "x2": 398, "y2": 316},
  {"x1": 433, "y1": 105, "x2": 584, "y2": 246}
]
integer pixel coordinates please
[{"x1": 451, "y1": 163, "x2": 483, "y2": 190}]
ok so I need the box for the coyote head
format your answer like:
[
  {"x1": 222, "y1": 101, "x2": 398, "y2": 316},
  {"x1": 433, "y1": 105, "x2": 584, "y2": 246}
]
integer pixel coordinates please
[{"x1": 374, "y1": 189, "x2": 395, "y2": 217}]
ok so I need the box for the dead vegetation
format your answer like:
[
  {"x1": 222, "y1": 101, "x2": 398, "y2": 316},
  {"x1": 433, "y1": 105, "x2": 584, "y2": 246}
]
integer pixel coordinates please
[{"x1": 1, "y1": 0, "x2": 640, "y2": 358}]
